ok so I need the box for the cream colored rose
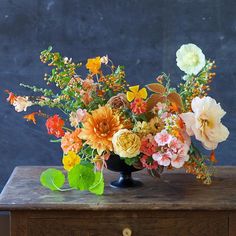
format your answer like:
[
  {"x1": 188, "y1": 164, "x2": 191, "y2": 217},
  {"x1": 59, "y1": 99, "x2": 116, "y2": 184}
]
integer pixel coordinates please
[
  {"x1": 180, "y1": 96, "x2": 229, "y2": 150},
  {"x1": 112, "y1": 129, "x2": 141, "y2": 158},
  {"x1": 176, "y1": 43, "x2": 206, "y2": 75}
]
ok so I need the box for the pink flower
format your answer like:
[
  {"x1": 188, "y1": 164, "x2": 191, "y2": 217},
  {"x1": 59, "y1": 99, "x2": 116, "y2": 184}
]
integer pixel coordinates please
[
  {"x1": 140, "y1": 155, "x2": 158, "y2": 170},
  {"x1": 140, "y1": 134, "x2": 157, "y2": 156},
  {"x1": 152, "y1": 151, "x2": 172, "y2": 166},
  {"x1": 154, "y1": 130, "x2": 172, "y2": 146},
  {"x1": 170, "y1": 143, "x2": 190, "y2": 168},
  {"x1": 168, "y1": 138, "x2": 182, "y2": 153},
  {"x1": 77, "y1": 108, "x2": 87, "y2": 122}
]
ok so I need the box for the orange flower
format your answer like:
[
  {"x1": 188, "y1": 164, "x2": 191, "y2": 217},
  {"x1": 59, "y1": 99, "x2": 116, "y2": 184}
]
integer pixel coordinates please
[
  {"x1": 5, "y1": 90, "x2": 17, "y2": 104},
  {"x1": 24, "y1": 112, "x2": 38, "y2": 124},
  {"x1": 130, "y1": 98, "x2": 147, "y2": 114},
  {"x1": 45, "y1": 114, "x2": 65, "y2": 138},
  {"x1": 210, "y1": 150, "x2": 217, "y2": 163},
  {"x1": 86, "y1": 57, "x2": 101, "y2": 74},
  {"x1": 61, "y1": 128, "x2": 82, "y2": 154},
  {"x1": 79, "y1": 106, "x2": 122, "y2": 154}
]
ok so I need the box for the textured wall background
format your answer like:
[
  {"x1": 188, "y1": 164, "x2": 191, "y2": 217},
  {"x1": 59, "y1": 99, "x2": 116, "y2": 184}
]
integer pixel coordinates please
[{"x1": 0, "y1": 0, "x2": 235, "y2": 191}]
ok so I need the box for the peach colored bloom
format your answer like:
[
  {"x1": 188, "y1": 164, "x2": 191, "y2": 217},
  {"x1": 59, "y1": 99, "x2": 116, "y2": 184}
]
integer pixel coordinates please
[
  {"x1": 152, "y1": 151, "x2": 172, "y2": 166},
  {"x1": 180, "y1": 96, "x2": 229, "y2": 150},
  {"x1": 61, "y1": 128, "x2": 82, "y2": 154},
  {"x1": 154, "y1": 130, "x2": 172, "y2": 146}
]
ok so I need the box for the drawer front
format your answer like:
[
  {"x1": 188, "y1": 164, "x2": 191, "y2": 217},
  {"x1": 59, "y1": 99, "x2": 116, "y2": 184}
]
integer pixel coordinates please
[{"x1": 12, "y1": 211, "x2": 229, "y2": 236}]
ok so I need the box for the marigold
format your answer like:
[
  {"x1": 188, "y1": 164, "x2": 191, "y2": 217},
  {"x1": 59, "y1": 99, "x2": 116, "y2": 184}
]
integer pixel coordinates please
[
  {"x1": 45, "y1": 114, "x2": 65, "y2": 138},
  {"x1": 61, "y1": 128, "x2": 82, "y2": 154},
  {"x1": 86, "y1": 56, "x2": 101, "y2": 74},
  {"x1": 62, "y1": 151, "x2": 81, "y2": 171},
  {"x1": 79, "y1": 106, "x2": 122, "y2": 155}
]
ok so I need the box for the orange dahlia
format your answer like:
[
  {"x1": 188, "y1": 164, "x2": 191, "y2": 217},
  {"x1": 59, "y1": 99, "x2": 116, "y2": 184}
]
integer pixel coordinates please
[{"x1": 79, "y1": 106, "x2": 122, "y2": 154}]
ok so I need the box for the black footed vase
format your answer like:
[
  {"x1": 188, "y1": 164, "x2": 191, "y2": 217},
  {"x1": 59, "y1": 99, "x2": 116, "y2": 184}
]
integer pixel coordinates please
[{"x1": 106, "y1": 154, "x2": 143, "y2": 188}]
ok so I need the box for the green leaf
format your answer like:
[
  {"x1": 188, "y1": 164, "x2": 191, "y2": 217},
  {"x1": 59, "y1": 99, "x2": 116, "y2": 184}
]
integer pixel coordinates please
[
  {"x1": 40, "y1": 168, "x2": 65, "y2": 191},
  {"x1": 124, "y1": 156, "x2": 139, "y2": 166},
  {"x1": 68, "y1": 164, "x2": 95, "y2": 191},
  {"x1": 89, "y1": 172, "x2": 104, "y2": 195}
]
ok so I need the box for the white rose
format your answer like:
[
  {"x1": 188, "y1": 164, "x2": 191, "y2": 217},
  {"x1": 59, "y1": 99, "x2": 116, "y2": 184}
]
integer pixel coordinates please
[
  {"x1": 176, "y1": 43, "x2": 206, "y2": 75},
  {"x1": 180, "y1": 96, "x2": 229, "y2": 150}
]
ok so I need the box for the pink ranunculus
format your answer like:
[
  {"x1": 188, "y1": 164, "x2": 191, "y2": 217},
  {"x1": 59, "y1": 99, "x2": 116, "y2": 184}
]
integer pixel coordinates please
[
  {"x1": 152, "y1": 151, "x2": 172, "y2": 166},
  {"x1": 154, "y1": 130, "x2": 172, "y2": 146}
]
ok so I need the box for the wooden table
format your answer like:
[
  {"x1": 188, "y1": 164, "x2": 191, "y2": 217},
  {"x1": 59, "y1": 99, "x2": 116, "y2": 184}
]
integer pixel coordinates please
[{"x1": 0, "y1": 166, "x2": 236, "y2": 236}]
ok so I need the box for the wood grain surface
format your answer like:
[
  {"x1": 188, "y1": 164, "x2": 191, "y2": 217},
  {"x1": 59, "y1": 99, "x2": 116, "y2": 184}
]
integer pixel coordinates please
[{"x1": 0, "y1": 166, "x2": 236, "y2": 211}]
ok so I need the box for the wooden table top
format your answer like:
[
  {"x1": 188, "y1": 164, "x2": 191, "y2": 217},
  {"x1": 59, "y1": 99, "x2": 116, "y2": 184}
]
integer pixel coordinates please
[{"x1": 0, "y1": 166, "x2": 235, "y2": 211}]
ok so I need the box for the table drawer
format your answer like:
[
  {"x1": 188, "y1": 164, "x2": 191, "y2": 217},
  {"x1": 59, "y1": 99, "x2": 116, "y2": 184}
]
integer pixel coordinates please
[{"x1": 12, "y1": 211, "x2": 228, "y2": 236}]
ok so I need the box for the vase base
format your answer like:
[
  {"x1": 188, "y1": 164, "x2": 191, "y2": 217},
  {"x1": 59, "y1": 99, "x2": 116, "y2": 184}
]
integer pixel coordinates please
[{"x1": 110, "y1": 178, "x2": 143, "y2": 188}]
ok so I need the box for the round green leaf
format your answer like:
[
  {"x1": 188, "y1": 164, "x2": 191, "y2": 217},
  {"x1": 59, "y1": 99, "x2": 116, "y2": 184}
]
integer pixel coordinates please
[
  {"x1": 89, "y1": 172, "x2": 104, "y2": 196},
  {"x1": 68, "y1": 165, "x2": 95, "y2": 191},
  {"x1": 40, "y1": 168, "x2": 65, "y2": 191}
]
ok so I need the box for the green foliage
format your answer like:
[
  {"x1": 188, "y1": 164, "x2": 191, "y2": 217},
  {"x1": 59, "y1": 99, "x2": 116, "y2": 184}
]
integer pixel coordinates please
[
  {"x1": 89, "y1": 172, "x2": 104, "y2": 195},
  {"x1": 40, "y1": 168, "x2": 65, "y2": 191},
  {"x1": 68, "y1": 164, "x2": 105, "y2": 195},
  {"x1": 124, "y1": 156, "x2": 140, "y2": 166},
  {"x1": 68, "y1": 164, "x2": 95, "y2": 190}
]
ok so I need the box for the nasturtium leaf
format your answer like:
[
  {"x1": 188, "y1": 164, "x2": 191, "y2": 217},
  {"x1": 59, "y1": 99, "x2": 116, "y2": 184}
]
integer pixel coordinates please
[
  {"x1": 40, "y1": 168, "x2": 65, "y2": 191},
  {"x1": 89, "y1": 172, "x2": 104, "y2": 195},
  {"x1": 68, "y1": 164, "x2": 95, "y2": 191}
]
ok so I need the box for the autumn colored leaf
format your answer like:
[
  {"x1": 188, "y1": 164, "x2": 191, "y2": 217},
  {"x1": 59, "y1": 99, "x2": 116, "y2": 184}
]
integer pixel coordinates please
[
  {"x1": 146, "y1": 83, "x2": 166, "y2": 94},
  {"x1": 146, "y1": 93, "x2": 166, "y2": 111},
  {"x1": 167, "y1": 92, "x2": 183, "y2": 112}
]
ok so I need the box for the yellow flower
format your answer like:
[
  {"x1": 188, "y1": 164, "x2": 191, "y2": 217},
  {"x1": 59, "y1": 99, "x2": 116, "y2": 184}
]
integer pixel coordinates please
[
  {"x1": 126, "y1": 85, "x2": 147, "y2": 102},
  {"x1": 62, "y1": 151, "x2": 81, "y2": 171},
  {"x1": 86, "y1": 56, "x2": 101, "y2": 74},
  {"x1": 112, "y1": 129, "x2": 141, "y2": 158},
  {"x1": 133, "y1": 121, "x2": 151, "y2": 137}
]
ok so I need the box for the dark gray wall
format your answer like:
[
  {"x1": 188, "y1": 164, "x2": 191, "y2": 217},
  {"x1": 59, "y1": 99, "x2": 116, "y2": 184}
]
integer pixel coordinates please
[{"x1": 0, "y1": 0, "x2": 235, "y2": 190}]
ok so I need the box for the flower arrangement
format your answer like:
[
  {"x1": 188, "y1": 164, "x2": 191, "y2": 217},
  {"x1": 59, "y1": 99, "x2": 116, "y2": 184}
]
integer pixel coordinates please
[{"x1": 5, "y1": 44, "x2": 229, "y2": 195}]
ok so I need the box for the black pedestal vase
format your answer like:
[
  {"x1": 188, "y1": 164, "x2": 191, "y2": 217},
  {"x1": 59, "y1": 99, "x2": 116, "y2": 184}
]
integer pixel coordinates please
[{"x1": 106, "y1": 154, "x2": 143, "y2": 188}]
